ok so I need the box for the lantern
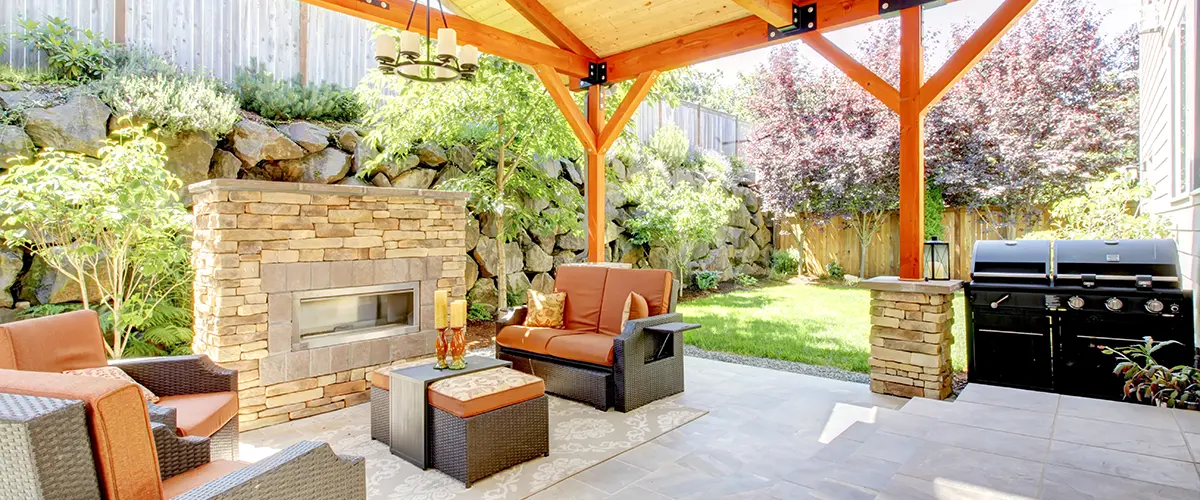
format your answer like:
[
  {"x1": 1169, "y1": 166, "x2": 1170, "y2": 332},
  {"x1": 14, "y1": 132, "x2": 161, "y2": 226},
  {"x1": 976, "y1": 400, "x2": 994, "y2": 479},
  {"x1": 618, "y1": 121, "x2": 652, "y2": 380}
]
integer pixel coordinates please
[{"x1": 924, "y1": 237, "x2": 950, "y2": 281}]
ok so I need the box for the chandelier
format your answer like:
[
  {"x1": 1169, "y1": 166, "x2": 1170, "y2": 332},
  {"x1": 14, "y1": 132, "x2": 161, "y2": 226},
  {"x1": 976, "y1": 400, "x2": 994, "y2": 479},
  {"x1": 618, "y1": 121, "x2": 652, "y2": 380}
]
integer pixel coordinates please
[{"x1": 374, "y1": 0, "x2": 478, "y2": 82}]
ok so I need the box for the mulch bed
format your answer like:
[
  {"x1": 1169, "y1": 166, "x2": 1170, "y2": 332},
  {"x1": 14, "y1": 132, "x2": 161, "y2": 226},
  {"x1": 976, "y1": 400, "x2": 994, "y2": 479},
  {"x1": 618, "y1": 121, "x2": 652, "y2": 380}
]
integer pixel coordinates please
[{"x1": 465, "y1": 320, "x2": 496, "y2": 351}]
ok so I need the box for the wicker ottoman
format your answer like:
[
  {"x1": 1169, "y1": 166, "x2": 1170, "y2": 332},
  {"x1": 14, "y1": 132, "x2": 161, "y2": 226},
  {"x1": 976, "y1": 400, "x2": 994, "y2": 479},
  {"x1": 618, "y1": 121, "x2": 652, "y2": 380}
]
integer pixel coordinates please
[{"x1": 427, "y1": 368, "x2": 548, "y2": 487}]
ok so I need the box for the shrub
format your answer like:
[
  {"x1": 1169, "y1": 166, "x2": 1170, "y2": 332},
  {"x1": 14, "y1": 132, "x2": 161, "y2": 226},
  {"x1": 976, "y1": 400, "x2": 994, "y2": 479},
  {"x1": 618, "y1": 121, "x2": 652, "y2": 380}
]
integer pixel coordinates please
[
  {"x1": 1101, "y1": 337, "x2": 1200, "y2": 409},
  {"x1": 97, "y1": 49, "x2": 240, "y2": 138},
  {"x1": 14, "y1": 17, "x2": 114, "y2": 82},
  {"x1": 1024, "y1": 172, "x2": 1171, "y2": 240},
  {"x1": 506, "y1": 289, "x2": 527, "y2": 307},
  {"x1": 467, "y1": 303, "x2": 494, "y2": 322},
  {"x1": 825, "y1": 260, "x2": 845, "y2": 280},
  {"x1": 235, "y1": 63, "x2": 363, "y2": 123},
  {"x1": 925, "y1": 185, "x2": 945, "y2": 240},
  {"x1": 693, "y1": 270, "x2": 720, "y2": 291},
  {"x1": 735, "y1": 274, "x2": 758, "y2": 287},
  {"x1": 771, "y1": 248, "x2": 801, "y2": 277},
  {"x1": 649, "y1": 123, "x2": 688, "y2": 170}
]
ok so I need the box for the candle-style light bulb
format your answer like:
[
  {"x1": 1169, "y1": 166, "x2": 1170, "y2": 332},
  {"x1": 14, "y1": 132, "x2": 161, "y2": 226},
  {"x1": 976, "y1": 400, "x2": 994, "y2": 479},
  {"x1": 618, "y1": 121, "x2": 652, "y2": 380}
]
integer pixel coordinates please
[
  {"x1": 437, "y1": 28, "x2": 457, "y2": 57},
  {"x1": 374, "y1": 34, "x2": 397, "y2": 62},
  {"x1": 459, "y1": 45, "x2": 479, "y2": 66},
  {"x1": 400, "y1": 31, "x2": 419, "y2": 56}
]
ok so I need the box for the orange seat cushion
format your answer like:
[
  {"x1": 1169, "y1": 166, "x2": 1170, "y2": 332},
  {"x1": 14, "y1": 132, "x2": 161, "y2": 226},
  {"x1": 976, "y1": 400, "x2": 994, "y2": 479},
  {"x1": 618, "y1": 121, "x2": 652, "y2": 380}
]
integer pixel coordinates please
[
  {"x1": 546, "y1": 333, "x2": 615, "y2": 366},
  {"x1": 554, "y1": 265, "x2": 610, "y2": 332},
  {"x1": 0, "y1": 369, "x2": 163, "y2": 500},
  {"x1": 598, "y1": 269, "x2": 672, "y2": 336},
  {"x1": 0, "y1": 310, "x2": 108, "y2": 372},
  {"x1": 428, "y1": 367, "x2": 545, "y2": 418},
  {"x1": 495, "y1": 325, "x2": 590, "y2": 355},
  {"x1": 370, "y1": 366, "x2": 391, "y2": 390},
  {"x1": 162, "y1": 460, "x2": 250, "y2": 498},
  {"x1": 156, "y1": 391, "x2": 239, "y2": 438}
]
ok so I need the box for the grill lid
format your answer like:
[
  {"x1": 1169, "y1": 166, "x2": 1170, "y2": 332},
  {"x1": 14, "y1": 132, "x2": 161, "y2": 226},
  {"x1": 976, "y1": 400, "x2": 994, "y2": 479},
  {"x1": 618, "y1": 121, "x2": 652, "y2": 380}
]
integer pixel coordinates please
[
  {"x1": 971, "y1": 240, "x2": 1051, "y2": 284},
  {"x1": 1053, "y1": 239, "x2": 1181, "y2": 289}
]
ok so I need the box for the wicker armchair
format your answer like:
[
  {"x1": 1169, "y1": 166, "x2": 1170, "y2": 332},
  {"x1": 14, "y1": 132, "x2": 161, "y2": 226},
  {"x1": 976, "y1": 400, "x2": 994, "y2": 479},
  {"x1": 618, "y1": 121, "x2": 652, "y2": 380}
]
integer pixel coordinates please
[
  {"x1": 0, "y1": 371, "x2": 365, "y2": 500},
  {"x1": 0, "y1": 310, "x2": 240, "y2": 471},
  {"x1": 494, "y1": 266, "x2": 689, "y2": 412}
]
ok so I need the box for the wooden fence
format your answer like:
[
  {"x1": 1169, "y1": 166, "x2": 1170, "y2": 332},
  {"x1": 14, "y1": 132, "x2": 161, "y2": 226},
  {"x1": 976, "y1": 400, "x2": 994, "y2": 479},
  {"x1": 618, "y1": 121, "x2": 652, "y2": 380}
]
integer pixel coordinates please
[
  {"x1": 0, "y1": 0, "x2": 377, "y2": 87},
  {"x1": 633, "y1": 99, "x2": 755, "y2": 161},
  {"x1": 774, "y1": 208, "x2": 1049, "y2": 281}
]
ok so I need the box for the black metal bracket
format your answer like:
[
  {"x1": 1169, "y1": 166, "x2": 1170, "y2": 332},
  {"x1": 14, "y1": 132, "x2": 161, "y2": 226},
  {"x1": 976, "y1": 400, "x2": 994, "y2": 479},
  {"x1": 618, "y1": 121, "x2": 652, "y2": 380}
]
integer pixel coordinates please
[
  {"x1": 363, "y1": 0, "x2": 391, "y2": 9},
  {"x1": 579, "y1": 62, "x2": 607, "y2": 88},
  {"x1": 766, "y1": 3, "x2": 818, "y2": 41},
  {"x1": 879, "y1": 0, "x2": 945, "y2": 16}
]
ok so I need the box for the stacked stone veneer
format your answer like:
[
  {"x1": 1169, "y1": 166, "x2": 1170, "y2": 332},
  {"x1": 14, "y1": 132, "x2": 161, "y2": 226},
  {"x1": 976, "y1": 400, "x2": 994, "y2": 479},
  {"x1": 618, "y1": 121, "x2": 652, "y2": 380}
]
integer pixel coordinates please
[
  {"x1": 863, "y1": 277, "x2": 962, "y2": 400},
  {"x1": 189, "y1": 179, "x2": 469, "y2": 430}
]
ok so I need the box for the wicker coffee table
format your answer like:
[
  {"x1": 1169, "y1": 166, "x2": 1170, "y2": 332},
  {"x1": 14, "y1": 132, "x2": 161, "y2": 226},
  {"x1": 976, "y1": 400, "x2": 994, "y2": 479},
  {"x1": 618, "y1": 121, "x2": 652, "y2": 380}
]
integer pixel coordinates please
[{"x1": 386, "y1": 356, "x2": 511, "y2": 468}]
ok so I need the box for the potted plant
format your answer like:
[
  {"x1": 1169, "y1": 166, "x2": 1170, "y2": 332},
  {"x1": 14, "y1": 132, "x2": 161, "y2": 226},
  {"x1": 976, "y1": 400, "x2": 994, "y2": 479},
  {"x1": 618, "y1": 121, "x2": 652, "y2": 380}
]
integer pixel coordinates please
[{"x1": 1099, "y1": 337, "x2": 1200, "y2": 410}]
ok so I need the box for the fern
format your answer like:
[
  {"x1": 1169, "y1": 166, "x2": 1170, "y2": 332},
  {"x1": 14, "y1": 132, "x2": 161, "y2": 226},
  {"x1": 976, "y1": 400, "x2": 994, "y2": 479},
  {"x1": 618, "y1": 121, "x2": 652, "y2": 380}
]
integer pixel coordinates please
[
  {"x1": 141, "y1": 324, "x2": 193, "y2": 346},
  {"x1": 122, "y1": 336, "x2": 166, "y2": 358},
  {"x1": 16, "y1": 303, "x2": 83, "y2": 319},
  {"x1": 142, "y1": 302, "x2": 191, "y2": 329}
]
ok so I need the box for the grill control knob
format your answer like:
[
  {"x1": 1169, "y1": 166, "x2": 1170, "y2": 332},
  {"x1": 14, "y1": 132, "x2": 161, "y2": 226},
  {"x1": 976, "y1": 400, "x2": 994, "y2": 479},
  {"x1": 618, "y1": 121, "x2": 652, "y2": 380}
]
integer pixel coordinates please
[
  {"x1": 1170, "y1": 303, "x2": 1181, "y2": 314},
  {"x1": 1105, "y1": 297, "x2": 1124, "y2": 312},
  {"x1": 1067, "y1": 296, "x2": 1085, "y2": 310},
  {"x1": 1145, "y1": 299, "x2": 1164, "y2": 314}
]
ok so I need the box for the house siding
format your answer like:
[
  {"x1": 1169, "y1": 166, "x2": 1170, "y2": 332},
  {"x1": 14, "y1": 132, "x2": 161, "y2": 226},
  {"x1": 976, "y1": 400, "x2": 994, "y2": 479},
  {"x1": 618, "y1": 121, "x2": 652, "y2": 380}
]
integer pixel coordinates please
[{"x1": 1140, "y1": 0, "x2": 1198, "y2": 332}]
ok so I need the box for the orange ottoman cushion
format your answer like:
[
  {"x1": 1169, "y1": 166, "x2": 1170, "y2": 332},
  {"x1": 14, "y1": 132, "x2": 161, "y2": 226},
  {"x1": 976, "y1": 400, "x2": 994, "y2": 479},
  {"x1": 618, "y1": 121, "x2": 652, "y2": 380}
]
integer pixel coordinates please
[{"x1": 428, "y1": 367, "x2": 544, "y2": 418}]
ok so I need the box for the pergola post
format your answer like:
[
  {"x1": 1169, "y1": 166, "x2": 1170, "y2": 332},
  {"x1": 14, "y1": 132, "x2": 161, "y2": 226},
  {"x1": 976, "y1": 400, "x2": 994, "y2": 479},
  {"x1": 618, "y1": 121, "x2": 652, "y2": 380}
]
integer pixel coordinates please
[
  {"x1": 586, "y1": 86, "x2": 606, "y2": 262},
  {"x1": 898, "y1": 7, "x2": 925, "y2": 281}
]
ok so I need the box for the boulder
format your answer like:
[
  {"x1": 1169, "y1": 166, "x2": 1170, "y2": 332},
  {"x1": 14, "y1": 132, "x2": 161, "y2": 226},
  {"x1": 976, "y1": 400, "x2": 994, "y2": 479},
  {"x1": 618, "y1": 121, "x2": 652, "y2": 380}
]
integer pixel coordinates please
[
  {"x1": 479, "y1": 212, "x2": 500, "y2": 238},
  {"x1": 616, "y1": 238, "x2": 644, "y2": 265},
  {"x1": 467, "y1": 278, "x2": 498, "y2": 315},
  {"x1": 722, "y1": 227, "x2": 748, "y2": 248},
  {"x1": 228, "y1": 120, "x2": 305, "y2": 165},
  {"x1": 448, "y1": 144, "x2": 474, "y2": 168},
  {"x1": 335, "y1": 127, "x2": 359, "y2": 151},
  {"x1": 524, "y1": 245, "x2": 553, "y2": 273},
  {"x1": 537, "y1": 158, "x2": 561, "y2": 178},
  {"x1": 0, "y1": 249, "x2": 23, "y2": 308},
  {"x1": 605, "y1": 220, "x2": 622, "y2": 244},
  {"x1": 279, "y1": 122, "x2": 330, "y2": 153},
  {"x1": 530, "y1": 272, "x2": 554, "y2": 294},
  {"x1": 351, "y1": 141, "x2": 378, "y2": 174},
  {"x1": 562, "y1": 160, "x2": 583, "y2": 185},
  {"x1": 735, "y1": 263, "x2": 766, "y2": 277},
  {"x1": 752, "y1": 221, "x2": 771, "y2": 247},
  {"x1": 648, "y1": 247, "x2": 677, "y2": 274},
  {"x1": 464, "y1": 258, "x2": 479, "y2": 291},
  {"x1": 209, "y1": 149, "x2": 243, "y2": 179},
  {"x1": 743, "y1": 187, "x2": 761, "y2": 212},
  {"x1": 606, "y1": 183, "x2": 627, "y2": 208},
  {"x1": 337, "y1": 175, "x2": 371, "y2": 186},
  {"x1": 371, "y1": 173, "x2": 392, "y2": 187},
  {"x1": 609, "y1": 157, "x2": 626, "y2": 180},
  {"x1": 278, "y1": 148, "x2": 351, "y2": 184},
  {"x1": 473, "y1": 236, "x2": 522, "y2": 278},
  {"x1": 740, "y1": 239, "x2": 761, "y2": 264},
  {"x1": 0, "y1": 89, "x2": 52, "y2": 109},
  {"x1": 557, "y1": 232, "x2": 586, "y2": 251},
  {"x1": 465, "y1": 218, "x2": 481, "y2": 251},
  {"x1": 552, "y1": 250, "x2": 581, "y2": 269},
  {"x1": 506, "y1": 272, "x2": 531, "y2": 305},
  {"x1": 529, "y1": 226, "x2": 555, "y2": 254},
  {"x1": 434, "y1": 165, "x2": 466, "y2": 189},
  {"x1": 23, "y1": 94, "x2": 110, "y2": 157},
  {"x1": 243, "y1": 162, "x2": 303, "y2": 182},
  {"x1": 729, "y1": 203, "x2": 753, "y2": 229},
  {"x1": 161, "y1": 131, "x2": 216, "y2": 187},
  {"x1": 414, "y1": 142, "x2": 447, "y2": 166},
  {"x1": 0, "y1": 125, "x2": 35, "y2": 162},
  {"x1": 391, "y1": 168, "x2": 438, "y2": 189},
  {"x1": 19, "y1": 250, "x2": 96, "y2": 305}
]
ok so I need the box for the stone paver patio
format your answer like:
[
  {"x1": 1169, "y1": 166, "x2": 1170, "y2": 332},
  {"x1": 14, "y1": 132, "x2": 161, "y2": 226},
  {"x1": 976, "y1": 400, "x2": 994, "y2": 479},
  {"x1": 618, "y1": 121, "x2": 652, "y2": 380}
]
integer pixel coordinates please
[{"x1": 242, "y1": 356, "x2": 1200, "y2": 499}]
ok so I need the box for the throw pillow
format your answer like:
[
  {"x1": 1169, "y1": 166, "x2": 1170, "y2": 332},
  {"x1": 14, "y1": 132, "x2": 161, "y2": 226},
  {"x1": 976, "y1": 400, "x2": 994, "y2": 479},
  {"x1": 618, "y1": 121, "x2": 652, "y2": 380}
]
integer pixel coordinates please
[
  {"x1": 621, "y1": 292, "x2": 650, "y2": 333},
  {"x1": 63, "y1": 366, "x2": 160, "y2": 404},
  {"x1": 525, "y1": 289, "x2": 566, "y2": 328}
]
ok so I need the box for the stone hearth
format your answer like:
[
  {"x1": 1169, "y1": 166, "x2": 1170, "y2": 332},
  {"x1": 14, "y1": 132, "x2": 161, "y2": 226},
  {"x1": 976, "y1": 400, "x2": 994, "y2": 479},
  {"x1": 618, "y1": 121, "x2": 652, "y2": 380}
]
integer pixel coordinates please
[{"x1": 189, "y1": 179, "x2": 469, "y2": 430}]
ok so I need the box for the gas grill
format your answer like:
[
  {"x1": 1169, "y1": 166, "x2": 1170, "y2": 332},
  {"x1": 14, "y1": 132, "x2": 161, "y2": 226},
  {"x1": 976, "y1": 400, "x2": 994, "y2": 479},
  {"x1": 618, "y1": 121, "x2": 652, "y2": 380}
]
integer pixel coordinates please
[{"x1": 965, "y1": 239, "x2": 1196, "y2": 400}]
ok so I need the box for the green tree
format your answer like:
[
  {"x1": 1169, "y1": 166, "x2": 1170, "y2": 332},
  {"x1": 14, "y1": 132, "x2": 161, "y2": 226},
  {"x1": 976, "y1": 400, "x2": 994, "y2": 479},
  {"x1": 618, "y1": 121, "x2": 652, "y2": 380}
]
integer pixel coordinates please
[
  {"x1": 624, "y1": 159, "x2": 738, "y2": 286},
  {"x1": 0, "y1": 126, "x2": 191, "y2": 358},
  {"x1": 1025, "y1": 172, "x2": 1170, "y2": 240},
  {"x1": 358, "y1": 50, "x2": 582, "y2": 308}
]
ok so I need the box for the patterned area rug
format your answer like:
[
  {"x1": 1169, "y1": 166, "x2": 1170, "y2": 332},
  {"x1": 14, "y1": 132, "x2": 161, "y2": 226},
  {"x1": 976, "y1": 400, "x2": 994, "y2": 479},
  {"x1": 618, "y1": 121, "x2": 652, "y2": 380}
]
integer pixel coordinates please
[{"x1": 240, "y1": 396, "x2": 706, "y2": 499}]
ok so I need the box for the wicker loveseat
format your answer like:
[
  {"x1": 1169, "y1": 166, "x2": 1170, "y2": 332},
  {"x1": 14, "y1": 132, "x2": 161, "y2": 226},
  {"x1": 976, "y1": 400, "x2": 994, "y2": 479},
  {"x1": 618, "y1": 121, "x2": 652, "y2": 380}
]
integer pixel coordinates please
[
  {"x1": 0, "y1": 310, "x2": 240, "y2": 472},
  {"x1": 0, "y1": 369, "x2": 364, "y2": 500},
  {"x1": 494, "y1": 266, "x2": 686, "y2": 412}
]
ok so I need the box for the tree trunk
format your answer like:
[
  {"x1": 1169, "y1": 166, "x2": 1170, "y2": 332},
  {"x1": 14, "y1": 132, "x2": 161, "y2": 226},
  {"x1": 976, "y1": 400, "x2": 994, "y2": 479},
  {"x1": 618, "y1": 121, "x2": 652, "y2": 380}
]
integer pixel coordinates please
[{"x1": 496, "y1": 149, "x2": 508, "y2": 310}]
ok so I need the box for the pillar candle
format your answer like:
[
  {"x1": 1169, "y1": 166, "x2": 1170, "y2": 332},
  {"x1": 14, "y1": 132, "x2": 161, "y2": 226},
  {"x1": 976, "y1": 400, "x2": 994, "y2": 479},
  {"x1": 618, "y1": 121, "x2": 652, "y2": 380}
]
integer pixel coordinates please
[
  {"x1": 374, "y1": 34, "x2": 396, "y2": 61},
  {"x1": 437, "y1": 28, "x2": 456, "y2": 57},
  {"x1": 459, "y1": 45, "x2": 479, "y2": 66},
  {"x1": 450, "y1": 300, "x2": 467, "y2": 328},
  {"x1": 400, "y1": 31, "x2": 419, "y2": 55},
  {"x1": 434, "y1": 290, "x2": 449, "y2": 328}
]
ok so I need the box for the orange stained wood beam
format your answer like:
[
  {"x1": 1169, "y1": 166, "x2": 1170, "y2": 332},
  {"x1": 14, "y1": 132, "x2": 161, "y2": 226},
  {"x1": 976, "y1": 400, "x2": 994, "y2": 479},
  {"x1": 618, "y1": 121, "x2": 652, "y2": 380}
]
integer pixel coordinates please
[
  {"x1": 597, "y1": 71, "x2": 660, "y2": 153},
  {"x1": 733, "y1": 0, "x2": 794, "y2": 27},
  {"x1": 602, "y1": 0, "x2": 962, "y2": 82},
  {"x1": 503, "y1": 0, "x2": 599, "y2": 60},
  {"x1": 586, "y1": 86, "x2": 606, "y2": 262},
  {"x1": 800, "y1": 33, "x2": 899, "y2": 113},
  {"x1": 919, "y1": 0, "x2": 1038, "y2": 112},
  {"x1": 898, "y1": 7, "x2": 925, "y2": 281},
  {"x1": 301, "y1": 0, "x2": 591, "y2": 79},
  {"x1": 533, "y1": 64, "x2": 596, "y2": 152}
]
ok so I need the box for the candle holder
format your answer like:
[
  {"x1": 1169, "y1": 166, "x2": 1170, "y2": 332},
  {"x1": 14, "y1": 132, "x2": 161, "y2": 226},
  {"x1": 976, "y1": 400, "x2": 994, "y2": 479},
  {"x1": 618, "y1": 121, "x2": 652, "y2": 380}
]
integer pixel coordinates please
[
  {"x1": 434, "y1": 327, "x2": 449, "y2": 370},
  {"x1": 448, "y1": 326, "x2": 467, "y2": 370}
]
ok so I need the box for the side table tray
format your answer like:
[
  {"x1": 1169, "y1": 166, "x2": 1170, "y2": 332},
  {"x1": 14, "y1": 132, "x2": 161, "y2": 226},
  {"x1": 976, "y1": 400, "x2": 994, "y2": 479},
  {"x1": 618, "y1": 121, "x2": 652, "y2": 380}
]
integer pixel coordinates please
[{"x1": 388, "y1": 356, "x2": 511, "y2": 468}]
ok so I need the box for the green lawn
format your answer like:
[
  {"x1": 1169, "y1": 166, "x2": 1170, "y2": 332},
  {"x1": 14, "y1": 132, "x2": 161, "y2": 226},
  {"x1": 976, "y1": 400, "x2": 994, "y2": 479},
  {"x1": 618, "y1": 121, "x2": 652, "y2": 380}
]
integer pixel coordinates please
[{"x1": 677, "y1": 281, "x2": 966, "y2": 373}]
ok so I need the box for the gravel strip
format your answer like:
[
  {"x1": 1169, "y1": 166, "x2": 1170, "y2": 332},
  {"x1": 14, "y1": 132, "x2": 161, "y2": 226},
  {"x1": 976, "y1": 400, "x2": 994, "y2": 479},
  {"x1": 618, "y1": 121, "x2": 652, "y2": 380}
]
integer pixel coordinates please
[{"x1": 683, "y1": 345, "x2": 870, "y2": 384}]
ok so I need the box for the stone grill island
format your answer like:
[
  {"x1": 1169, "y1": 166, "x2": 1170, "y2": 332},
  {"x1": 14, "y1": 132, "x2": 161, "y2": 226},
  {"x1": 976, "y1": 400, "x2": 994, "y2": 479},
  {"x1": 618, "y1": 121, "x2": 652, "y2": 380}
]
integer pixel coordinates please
[{"x1": 189, "y1": 179, "x2": 469, "y2": 430}]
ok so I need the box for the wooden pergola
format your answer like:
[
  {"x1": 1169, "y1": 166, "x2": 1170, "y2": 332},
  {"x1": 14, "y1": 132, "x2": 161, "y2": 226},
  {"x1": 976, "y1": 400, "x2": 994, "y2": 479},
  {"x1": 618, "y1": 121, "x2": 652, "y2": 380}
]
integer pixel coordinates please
[{"x1": 305, "y1": 0, "x2": 1036, "y2": 280}]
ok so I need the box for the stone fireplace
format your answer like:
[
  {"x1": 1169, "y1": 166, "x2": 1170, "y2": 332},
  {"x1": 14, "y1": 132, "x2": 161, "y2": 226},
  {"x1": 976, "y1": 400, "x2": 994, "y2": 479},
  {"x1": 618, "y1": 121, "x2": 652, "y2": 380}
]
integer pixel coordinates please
[{"x1": 189, "y1": 179, "x2": 469, "y2": 430}]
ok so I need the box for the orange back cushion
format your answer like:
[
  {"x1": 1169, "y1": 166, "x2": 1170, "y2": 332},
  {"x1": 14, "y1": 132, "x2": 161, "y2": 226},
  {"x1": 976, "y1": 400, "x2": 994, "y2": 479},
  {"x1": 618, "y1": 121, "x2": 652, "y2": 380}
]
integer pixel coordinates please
[
  {"x1": 554, "y1": 265, "x2": 609, "y2": 332},
  {"x1": 0, "y1": 310, "x2": 108, "y2": 372},
  {"x1": 597, "y1": 269, "x2": 673, "y2": 336},
  {"x1": 0, "y1": 369, "x2": 164, "y2": 500}
]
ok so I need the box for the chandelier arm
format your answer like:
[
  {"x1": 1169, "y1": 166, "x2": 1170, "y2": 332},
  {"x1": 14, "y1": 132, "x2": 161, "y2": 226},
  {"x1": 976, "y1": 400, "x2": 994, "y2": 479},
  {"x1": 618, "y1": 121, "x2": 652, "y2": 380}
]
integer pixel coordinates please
[
  {"x1": 436, "y1": 0, "x2": 449, "y2": 29},
  {"x1": 403, "y1": 0, "x2": 418, "y2": 31}
]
